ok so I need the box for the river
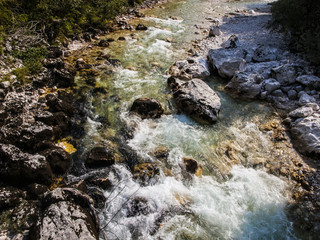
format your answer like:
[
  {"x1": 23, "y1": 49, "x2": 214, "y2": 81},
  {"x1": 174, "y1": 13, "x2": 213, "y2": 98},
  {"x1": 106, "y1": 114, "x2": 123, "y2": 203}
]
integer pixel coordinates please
[{"x1": 72, "y1": 0, "x2": 300, "y2": 239}]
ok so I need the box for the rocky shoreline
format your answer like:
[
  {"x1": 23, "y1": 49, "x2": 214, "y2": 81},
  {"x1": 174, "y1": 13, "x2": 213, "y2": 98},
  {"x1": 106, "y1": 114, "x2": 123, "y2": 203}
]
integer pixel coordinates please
[
  {"x1": 0, "y1": 1, "x2": 320, "y2": 239},
  {"x1": 167, "y1": 4, "x2": 320, "y2": 238}
]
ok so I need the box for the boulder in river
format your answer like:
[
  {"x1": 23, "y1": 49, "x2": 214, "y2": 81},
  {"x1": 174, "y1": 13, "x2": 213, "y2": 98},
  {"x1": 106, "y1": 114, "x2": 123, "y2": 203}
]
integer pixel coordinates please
[
  {"x1": 86, "y1": 147, "x2": 116, "y2": 168},
  {"x1": 136, "y1": 23, "x2": 148, "y2": 31},
  {"x1": 169, "y1": 58, "x2": 211, "y2": 80},
  {"x1": 130, "y1": 98, "x2": 164, "y2": 119},
  {"x1": 169, "y1": 78, "x2": 221, "y2": 124},
  {"x1": 208, "y1": 49, "x2": 246, "y2": 79},
  {"x1": 183, "y1": 157, "x2": 202, "y2": 177}
]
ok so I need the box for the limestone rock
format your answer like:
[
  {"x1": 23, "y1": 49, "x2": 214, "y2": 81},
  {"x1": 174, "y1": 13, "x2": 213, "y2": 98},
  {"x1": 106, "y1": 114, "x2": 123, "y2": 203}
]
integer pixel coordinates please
[
  {"x1": 208, "y1": 49, "x2": 246, "y2": 79},
  {"x1": 130, "y1": 98, "x2": 164, "y2": 119},
  {"x1": 169, "y1": 58, "x2": 211, "y2": 80},
  {"x1": 0, "y1": 144, "x2": 53, "y2": 185},
  {"x1": 289, "y1": 106, "x2": 314, "y2": 119},
  {"x1": 296, "y1": 75, "x2": 320, "y2": 89},
  {"x1": 271, "y1": 64, "x2": 296, "y2": 85},
  {"x1": 252, "y1": 45, "x2": 281, "y2": 62},
  {"x1": 226, "y1": 72, "x2": 263, "y2": 99},
  {"x1": 38, "y1": 188, "x2": 99, "y2": 240},
  {"x1": 290, "y1": 115, "x2": 320, "y2": 155},
  {"x1": 170, "y1": 78, "x2": 221, "y2": 124}
]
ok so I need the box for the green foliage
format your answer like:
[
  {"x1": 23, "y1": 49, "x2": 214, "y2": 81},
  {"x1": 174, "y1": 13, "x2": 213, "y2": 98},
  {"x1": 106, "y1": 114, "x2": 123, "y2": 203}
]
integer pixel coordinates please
[
  {"x1": 0, "y1": 0, "x2": 145, "y2": 42},
  {"x1": 272, "y1": 0, "x2": 320, "y2": 64},
  {"x1": 12, "y1": 47, "x2": 48, "y2": 74}
]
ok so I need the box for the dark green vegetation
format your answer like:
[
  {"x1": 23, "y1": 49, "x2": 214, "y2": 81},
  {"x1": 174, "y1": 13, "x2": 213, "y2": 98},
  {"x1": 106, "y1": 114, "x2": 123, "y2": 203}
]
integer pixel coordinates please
[
  {"x1": 0, "y1": 0, "x2": 142, "y2": 43},
  {"x1": 271, "y1": 0, "x2": 320, "y2": 64}
]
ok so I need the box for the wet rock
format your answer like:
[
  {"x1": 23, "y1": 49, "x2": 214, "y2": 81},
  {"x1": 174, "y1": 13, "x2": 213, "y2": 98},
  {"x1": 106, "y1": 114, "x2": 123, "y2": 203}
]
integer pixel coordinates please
[
  {"x1": 0, "y1": 187, "x2": 26, "y2": 209},
  {"x1": 133, "y1": 163, "x2": 160, "y2": 182},
  {"x1": 169, "y1": 58, "x2": 211, "y2": 80},
  {"x1": 208, "y1": 49, "x2": 246, "y2": 79},
  {"x1": 290, "y1": 115, "x2": 320, "y2": 155},
  {"x1": 88, "y1": 189, "x2": 106, "y2": 210},
  {"x1": 183, "y1": 157, "x2": 202, "y2": 177},
  {"x1": 271, "y1": 64, "x2": 296, "y2": 85},
  {"x1": 52, "y1": 68, "x2": 75, "y2": 88},
  {"x1": 171, "y1": 78, "x2": 221, "y2": 124},
  {"x1": 226, "y1": 72, "x2": 263, "y2": 99},
  {"x1": 38, "y1": 187, "x2": 99, "y2": 240},
  {"x1": 126, "y1": 197, "x2": 151, "y2": 217},
  {"x1": 76, "y1": 59, "x2": 92, "y2": 70},
  {"x1": 98, "y1": 39, "x2": 109, "y2": 47},
  {"x1": 296, "y1": 75, "x2": 320, "y2": 89},
  {"x1": 118, "y1": 36, "x2": 126, "y2": 41},
  {"x1": 87, "y1": 177, "x2": 112, "y2": 190},
  {"x1": 252, "y1": 45, "x2": 281, "y2": 62},
  {"x1": 152, "y1": 146, "x2": 169, "y2": 161},
  {"x1": 222, "y1": 35, "x2": 239, "y2": 49},
  {"x1": 68, "y1": 180, "x2": 88, "y2": 193},
  {"x1": 41, "y1": 147, "x2": 72, "y2": 174},
  {"x1": 0, "y1": 144, "x2": 53, "y2": 185},
  {"x1": 130, "y1": 98, "x2": 164, "y2": 119},
  {"x1": 86, "y1": 147, "x2": 116, "y2": 168},
  {"x1": 136, "y1": 23, "x2": 148, "y2": 31},
  {"x1": 209, "y1": 25, "x2": 221, "y2": 37}
]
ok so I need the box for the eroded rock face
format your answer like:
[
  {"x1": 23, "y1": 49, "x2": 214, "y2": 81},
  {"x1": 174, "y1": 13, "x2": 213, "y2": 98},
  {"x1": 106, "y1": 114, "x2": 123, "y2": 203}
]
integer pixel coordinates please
[
  {"x1": 38, "y1": 188, "x2": 99, "y2": 240},
  {"x1": 208, "y1": 49, "x2": 246, "y2": 79},
  {"x1": 0, "y1": 144, "x2": 53, "y2": 185},
  {"x1": 170, "y1": 78, "x2": 221, "y2": 124},
  {"x1": 130, "y1": 98, "x2": 164, "y2": 119}
]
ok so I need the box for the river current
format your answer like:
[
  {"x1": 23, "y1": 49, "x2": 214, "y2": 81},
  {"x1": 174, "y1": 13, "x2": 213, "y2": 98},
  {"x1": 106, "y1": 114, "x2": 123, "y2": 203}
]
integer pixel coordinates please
[{"x1": 73, "y1": 0, "x2": 300, "y2": 239}]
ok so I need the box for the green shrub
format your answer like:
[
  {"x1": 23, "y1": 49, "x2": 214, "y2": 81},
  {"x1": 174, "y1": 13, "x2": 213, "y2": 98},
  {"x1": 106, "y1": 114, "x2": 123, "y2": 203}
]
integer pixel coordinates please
[
  {"x1": 12, "y1": 47, "x2": 48, "y2": 74},
  {"x1": 272, "y1": 0, "x2": 320, "y2": 64}
]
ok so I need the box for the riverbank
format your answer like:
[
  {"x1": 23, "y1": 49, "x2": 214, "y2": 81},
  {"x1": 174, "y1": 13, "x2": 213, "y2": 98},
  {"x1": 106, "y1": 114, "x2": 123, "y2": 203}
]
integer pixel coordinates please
[
  {"x1": 168, "y1": 3, "x2": 320, "y2": 238},
  {"x1": 1, "y1": 0, "x2": 319, "y2": 239}
]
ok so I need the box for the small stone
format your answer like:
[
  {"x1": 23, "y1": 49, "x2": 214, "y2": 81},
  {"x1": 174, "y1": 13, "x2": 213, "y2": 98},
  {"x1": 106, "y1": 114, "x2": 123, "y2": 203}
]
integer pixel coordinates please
[
  {"x1": 209, "y1": 25, "x2": 221, "y2": 37},
  {"x1": 136, "y1": 23, "x2": 148, "y2": 31}
]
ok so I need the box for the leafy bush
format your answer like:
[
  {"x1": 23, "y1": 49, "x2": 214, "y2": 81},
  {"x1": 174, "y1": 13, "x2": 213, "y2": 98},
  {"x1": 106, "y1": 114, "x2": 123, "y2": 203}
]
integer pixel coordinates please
[{"x1": 272, "y1": 0, "x2": 320, "y2": 64}]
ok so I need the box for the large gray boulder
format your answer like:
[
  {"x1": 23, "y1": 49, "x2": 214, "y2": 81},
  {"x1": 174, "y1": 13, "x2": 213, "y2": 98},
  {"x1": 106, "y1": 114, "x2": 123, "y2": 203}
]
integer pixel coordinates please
[
  {"x1": 208, "y1": 49, "x2": 246, "y2": 79},
  {"x1": 37, "y1": 187, "x2": 99, "y2": 240},
  {"x1": 0, "y1": 144, "x2": 53, "y2": 185},
  {"x1": 296, "y1": 75, "x2": 320, "y2": 89},
  {"x1": 169, "y1": 78, "x2": 221, "y2": 124},
  {"x1": 290, "y1": 113, "x2": 320, "y2": 156},
  {"x1": 225, "y1": 71, "x2": 263, "y2": 99},
  {"x1": 168, "y1": 58, "x2": 211, "y2": 80},
  {"x1": 252, "y1": 45, "x2": 281, "y2": 62}
]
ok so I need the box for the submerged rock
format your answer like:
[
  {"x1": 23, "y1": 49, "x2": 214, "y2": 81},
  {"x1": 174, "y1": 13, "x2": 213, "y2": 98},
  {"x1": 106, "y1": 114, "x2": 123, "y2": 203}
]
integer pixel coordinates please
[
  {"x1": 130, "y1": 98, "x2": 164, "y2": 119},
  {"x1": 183, "y1": 157, "x2": 202, "y2": 177},
  {"x1": 136, "y1": 23, "x2": 148, "y2": 30},
  {"x1": 170, "y1": 78, "x2": 221, "y2": 124},
  {"x1": 208, "y1": 49, "x2": 246, "y2": 79}
]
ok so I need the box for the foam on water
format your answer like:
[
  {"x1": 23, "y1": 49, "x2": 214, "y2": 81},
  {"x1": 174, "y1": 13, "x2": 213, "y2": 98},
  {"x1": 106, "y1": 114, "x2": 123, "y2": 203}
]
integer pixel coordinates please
[{"x1": 99, "y1": 165, "x2": 296, "y2": 240}]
